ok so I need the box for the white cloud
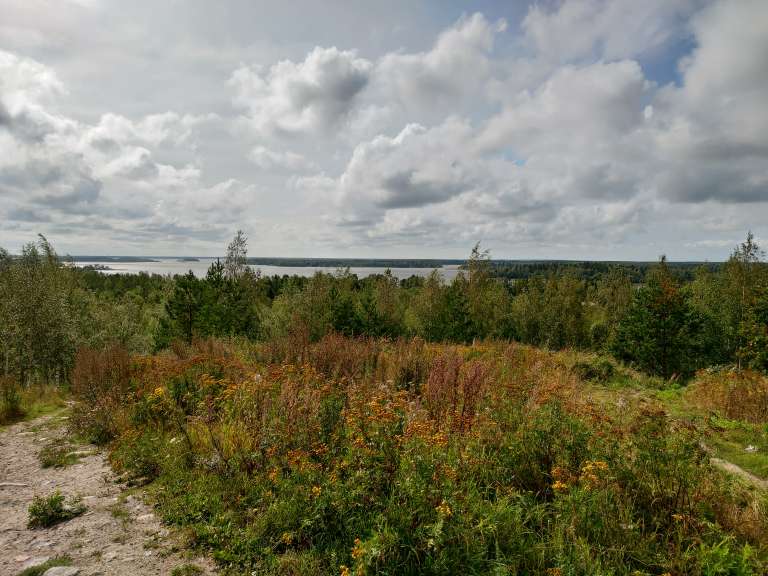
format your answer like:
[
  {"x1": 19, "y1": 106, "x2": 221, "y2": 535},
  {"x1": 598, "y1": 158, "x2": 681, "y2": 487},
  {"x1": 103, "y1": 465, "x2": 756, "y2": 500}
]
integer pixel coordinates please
[
  {"x1": 522, "y1": 0, "x2": 696, "y2": 63},
  {"x1": 2, "y1": 1, "x2": 768, "y2": 258},
  {"x1": 230, "y1": 47, "x2": 372, "y2": 137},
  {"x1": 374, "y1": 13, "x2": 506, "y2": 112},
  {"x1": 0, "y1": 49, "x2": 253, "y2": 244},
  {"x1": 248, "y1": 146, "x2": 314, "y2": 171}
]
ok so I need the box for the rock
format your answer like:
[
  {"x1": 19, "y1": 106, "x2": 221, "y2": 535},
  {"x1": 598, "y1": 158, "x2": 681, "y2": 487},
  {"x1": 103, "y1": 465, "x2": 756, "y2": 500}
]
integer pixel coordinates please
[
  {"x1": 66, "y1": 450, "x2": 93, "y2": 458},
  {"x1": 104, "y1": 551, "x2": 118, "y2": 562},
  {"x1": 42, "y1": 568, "x2": 81, "y2": 576},
  {"x1": 14, "y1": 554, "x2": 30, "y2": 562},
  {"x1": 22, "y1": 556, "x2": 50, "y2": 569},
  {"x1": 744, "y1": 444, "x2": 758, "y2": 453},
  {"x1": 0, "y1": 482, "x2": 29, "y2": 488},
  {"x1": 136, "y1": 513, "x2": 154, "y2": 522}
]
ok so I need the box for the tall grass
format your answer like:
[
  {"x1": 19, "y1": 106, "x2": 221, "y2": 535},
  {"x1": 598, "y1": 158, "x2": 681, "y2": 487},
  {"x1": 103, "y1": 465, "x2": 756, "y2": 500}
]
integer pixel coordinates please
[
  {"x1": 1, "y1": 375, "x2": 68, "y2": 425},
  {"x1": 687, "y1": 369, "x2": 768, "y2": 423},
  {"x1": 71, "y1": 335, "x2": 767, "y2": 575}
]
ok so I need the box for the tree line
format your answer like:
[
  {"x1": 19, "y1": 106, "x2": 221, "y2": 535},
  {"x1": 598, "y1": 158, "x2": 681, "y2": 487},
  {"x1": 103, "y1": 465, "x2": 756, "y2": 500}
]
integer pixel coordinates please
[{"x1": 1, "y1": 232, "x2": 766, "y2": 386}]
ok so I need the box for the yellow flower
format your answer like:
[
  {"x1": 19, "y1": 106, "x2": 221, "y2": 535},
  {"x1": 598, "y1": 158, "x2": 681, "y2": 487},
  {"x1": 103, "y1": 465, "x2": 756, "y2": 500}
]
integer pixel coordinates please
[
  {"x1": 351, "y1": 537, "x2": 364, "y2": 559},
  {"x1": 436, "y1": 500, "x2": 452, "y2": 517},
  {"x1": 579, "y1": 460, "x2": 609, "y2": 489},
  {"x1": 552, "y1": 480, "x2": 569, "y2": 493},
  {"x1": 281, "y1": 532, "x2": 293, "y2": 545},
  {"x1": 311, "y1": 485, "x2": 322, "y2": 498},
  {"x1": 547, "y1": 569, "x2": 563, "y2": 576},
  {"x1": 340, "y1": 566, "x2": 351, "y2": 576}
]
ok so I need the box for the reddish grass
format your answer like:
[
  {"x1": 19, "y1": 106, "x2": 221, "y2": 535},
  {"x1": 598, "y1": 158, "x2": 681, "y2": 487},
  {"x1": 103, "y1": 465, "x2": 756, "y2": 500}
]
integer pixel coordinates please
[{"x1": 687, "y1": 369, "x2": 768, "y2": 424}]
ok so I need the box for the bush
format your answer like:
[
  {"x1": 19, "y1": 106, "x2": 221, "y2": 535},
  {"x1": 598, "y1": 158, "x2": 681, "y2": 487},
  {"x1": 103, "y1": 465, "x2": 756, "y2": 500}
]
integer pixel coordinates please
[
  {"x1": 0, "y1": 375, "x2": 24, "y2": 423},
  {"x1": 69, "y1": 344, "x2": 131, "y2": 443},
  {"x1": 72, "y1": 336, "x2": 767, "y2": 575},
  {"x1": 39, "y1": 439, "x2": 83, "y2": 468},
  {"x1": 16, "y1": 555, "x2": 72, "y2": 576},
  {"x1": 170, "y1": 564, "x2": 204, "y2": 576},
  {"x1": 27, "y1": 491, "x2": 86, "y2": 528},
  {"x1": 687, "y1": 369, "x2": 768, "y2": 424},
  {"x1": 573, "y1": 357, "x2": 616, "y2": 384}
]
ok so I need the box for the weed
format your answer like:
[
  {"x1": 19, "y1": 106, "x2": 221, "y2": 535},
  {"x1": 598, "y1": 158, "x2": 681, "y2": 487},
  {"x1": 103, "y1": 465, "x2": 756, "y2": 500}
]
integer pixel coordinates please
[
  {"x1": 15, "y1": 555, "x2": 72, "y2": 576},
  {"x1": 39, "y1": 439, "x2": 83, "y2": 468},
  {"x1": 171, "y1": 564, "x2": 204, "y2": 576},
  {"x1": 27, "y1": 491, "x2": 87, "y2": 528},
  {"x1": 72, "y1": 336, "x2": 768, "y2": 574}
]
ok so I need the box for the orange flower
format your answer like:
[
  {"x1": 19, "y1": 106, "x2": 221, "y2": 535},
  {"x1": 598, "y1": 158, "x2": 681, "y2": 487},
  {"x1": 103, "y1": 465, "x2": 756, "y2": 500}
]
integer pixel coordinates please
[{"x1": 351, "y1": 538, "x2": 364, "y2": 560}]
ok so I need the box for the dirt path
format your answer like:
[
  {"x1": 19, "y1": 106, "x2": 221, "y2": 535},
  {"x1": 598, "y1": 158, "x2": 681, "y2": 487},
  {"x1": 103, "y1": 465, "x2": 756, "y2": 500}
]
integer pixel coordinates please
[
  {"x1": 711, "y1": 457, "x2": 768, "y2": 491},
  {"x1": 0, "y1": 414, "x2": 216, "y2": 576}
]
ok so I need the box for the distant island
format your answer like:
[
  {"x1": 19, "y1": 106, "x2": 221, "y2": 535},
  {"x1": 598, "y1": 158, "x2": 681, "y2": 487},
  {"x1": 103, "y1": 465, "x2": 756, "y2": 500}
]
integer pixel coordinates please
[{"x1": 179, "y1": 257, "x2": 200, "y2": 262}]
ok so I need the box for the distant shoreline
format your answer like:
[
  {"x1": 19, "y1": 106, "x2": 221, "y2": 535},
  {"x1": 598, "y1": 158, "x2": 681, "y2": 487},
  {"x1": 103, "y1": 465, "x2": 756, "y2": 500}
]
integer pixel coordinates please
[{"x1": 67, "y1": 256, "x2": 726, "y2": 267}]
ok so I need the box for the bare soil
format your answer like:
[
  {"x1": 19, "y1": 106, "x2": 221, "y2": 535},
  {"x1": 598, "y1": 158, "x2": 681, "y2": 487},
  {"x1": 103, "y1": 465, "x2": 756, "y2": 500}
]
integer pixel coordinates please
[{"x1": 0, "y1": 414, "x2": 216, "y2": 576}]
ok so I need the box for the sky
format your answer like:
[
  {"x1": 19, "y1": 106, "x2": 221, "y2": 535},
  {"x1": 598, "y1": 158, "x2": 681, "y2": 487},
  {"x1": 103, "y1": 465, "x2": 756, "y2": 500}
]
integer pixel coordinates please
[{"x1": 0, "y1": 0, "x2": 767, "y2": 260}]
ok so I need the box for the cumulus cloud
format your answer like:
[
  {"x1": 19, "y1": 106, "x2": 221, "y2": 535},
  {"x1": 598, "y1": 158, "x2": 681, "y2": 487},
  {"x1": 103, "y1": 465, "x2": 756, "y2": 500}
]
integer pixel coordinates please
[
  {"x1": 374, "y1": 13, "x2": 506, "y2": 112},
  {"x1": 230, "y1": 47, "x2": 372, "y2": 137},
  {"x1": 522, "y1": 0, "x2": 696, "y2": 63},
  {"x1": 248, "y1": 146, "x2": 314, "y2": 171},
  {"x1": 231, "y1": 13, "x2": 506, "y2": 143},
  {"x1": 0, "y1": 49, "x2": 252, "y2": 244},
  {"x1": 2, "y1": 0, "x2": 767, "y2": 257},
  {"x1": 296, "y1": 0, "x2": 767, "y2": 252},
  {"x1": 479, "y1": 60, "x2": 649, "y2": 154}
]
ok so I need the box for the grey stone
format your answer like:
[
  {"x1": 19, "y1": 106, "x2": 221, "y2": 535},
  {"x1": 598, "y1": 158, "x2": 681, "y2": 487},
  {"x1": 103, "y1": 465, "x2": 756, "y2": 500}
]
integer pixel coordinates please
[{"x1": 42, "y1": 567, "x2": 81, "y2": 576}]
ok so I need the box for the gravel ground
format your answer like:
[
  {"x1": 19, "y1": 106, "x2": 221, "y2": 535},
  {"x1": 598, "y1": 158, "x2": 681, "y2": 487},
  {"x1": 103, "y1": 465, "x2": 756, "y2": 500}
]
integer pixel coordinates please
[{"x1": 0, "y1": 414, "x2": 216, "y2": 576}]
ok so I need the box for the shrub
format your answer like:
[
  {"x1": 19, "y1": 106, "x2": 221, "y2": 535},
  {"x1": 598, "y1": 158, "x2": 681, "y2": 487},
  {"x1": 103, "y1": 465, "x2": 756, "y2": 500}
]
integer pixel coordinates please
[
  {"x1": 0, "y1": 375, "x2": 24, "y2": 423},
  {"x1": 27, "y1": 491, "x2": 86, "y2": 528},
  {"x1": 687, "y1": 369, "x2": 768, "y2": 423},
  {"x1": 72, "y1": 336, "x2": 768, "y2": 575},
  {"x1": 573, "y1": 357, "x2": 616, "y2": 384},
  {"x1": 170, "y1": 564, "x2": 204, "y2": 576},
  {"x1": 16, "y1": 555, "x2": 72, "y2": 576},
  {"x1": 69, "y1": 344, "x2": 131, "y2": 443},
  {"x1": 39, "y1": 439, "x2": 83, "y2": 468}
]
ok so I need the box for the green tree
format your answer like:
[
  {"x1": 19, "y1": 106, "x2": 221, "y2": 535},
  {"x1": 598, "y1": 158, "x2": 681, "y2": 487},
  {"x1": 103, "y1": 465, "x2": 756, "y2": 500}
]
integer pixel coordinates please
[
  {"x1": 0, "y1": 236, "x2": 78, "y2": 384},
  {"x1": 611, "y1": 257, "x2": 716, "y2": 378},
  {"x1": 157, "y1": 271, "x2": 207, "y2": 345}
]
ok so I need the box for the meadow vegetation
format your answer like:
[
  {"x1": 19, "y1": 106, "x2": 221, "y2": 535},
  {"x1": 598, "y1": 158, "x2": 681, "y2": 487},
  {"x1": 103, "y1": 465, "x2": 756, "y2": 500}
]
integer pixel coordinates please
[
  {"x1": 27, "y1": 491, "x2": 86, "y2": 529},
  {"x1": 1, "y1": 232, "x2": 768, "y2": 574}
]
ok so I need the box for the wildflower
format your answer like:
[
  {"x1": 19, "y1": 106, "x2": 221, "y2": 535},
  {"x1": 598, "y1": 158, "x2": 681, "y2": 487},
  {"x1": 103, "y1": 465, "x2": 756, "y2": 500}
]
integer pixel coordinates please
[
  {"x1": 268, "y1": 468, "x2": 279, "y2": 482},
  {"x1": 353, "y1": 436, "x2": 366, "y2": 449},
  {"x1": 311, "y1": 485, "x2": 322, "y2": 498},
  {"x1": 340, "y1": 566, "x2": 351, "y2": 576},
  {"x1": 281, "y1": 531, "x2": 293, "y2": 545},
  {"x1": 351, "y1": 537, "x2": 364, "y2": 560},
  {"x1": 436, "y1": 500, "x2": 452, "y2": 517},
  {"x1": 552, "y1": 480, "x2": 569, "y2": 493},
  {"x1": 547, "y1": 569, "x2": 563, "y2": 576},
  {"x1": 579, "y1": 460, "x2": 609, "y2": 489}
]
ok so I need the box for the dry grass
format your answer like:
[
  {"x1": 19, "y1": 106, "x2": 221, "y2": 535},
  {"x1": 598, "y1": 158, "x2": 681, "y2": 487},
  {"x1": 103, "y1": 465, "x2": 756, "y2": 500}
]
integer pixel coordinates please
[{"x1": 687, "y1": 369, "x2": 768, "y2": 423}]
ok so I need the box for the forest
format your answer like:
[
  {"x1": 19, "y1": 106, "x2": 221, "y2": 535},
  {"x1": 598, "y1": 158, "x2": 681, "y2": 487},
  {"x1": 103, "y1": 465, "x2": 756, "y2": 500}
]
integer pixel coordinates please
[{"x1": 1, "y1": 232, "x2": 767, "y2": 575}]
